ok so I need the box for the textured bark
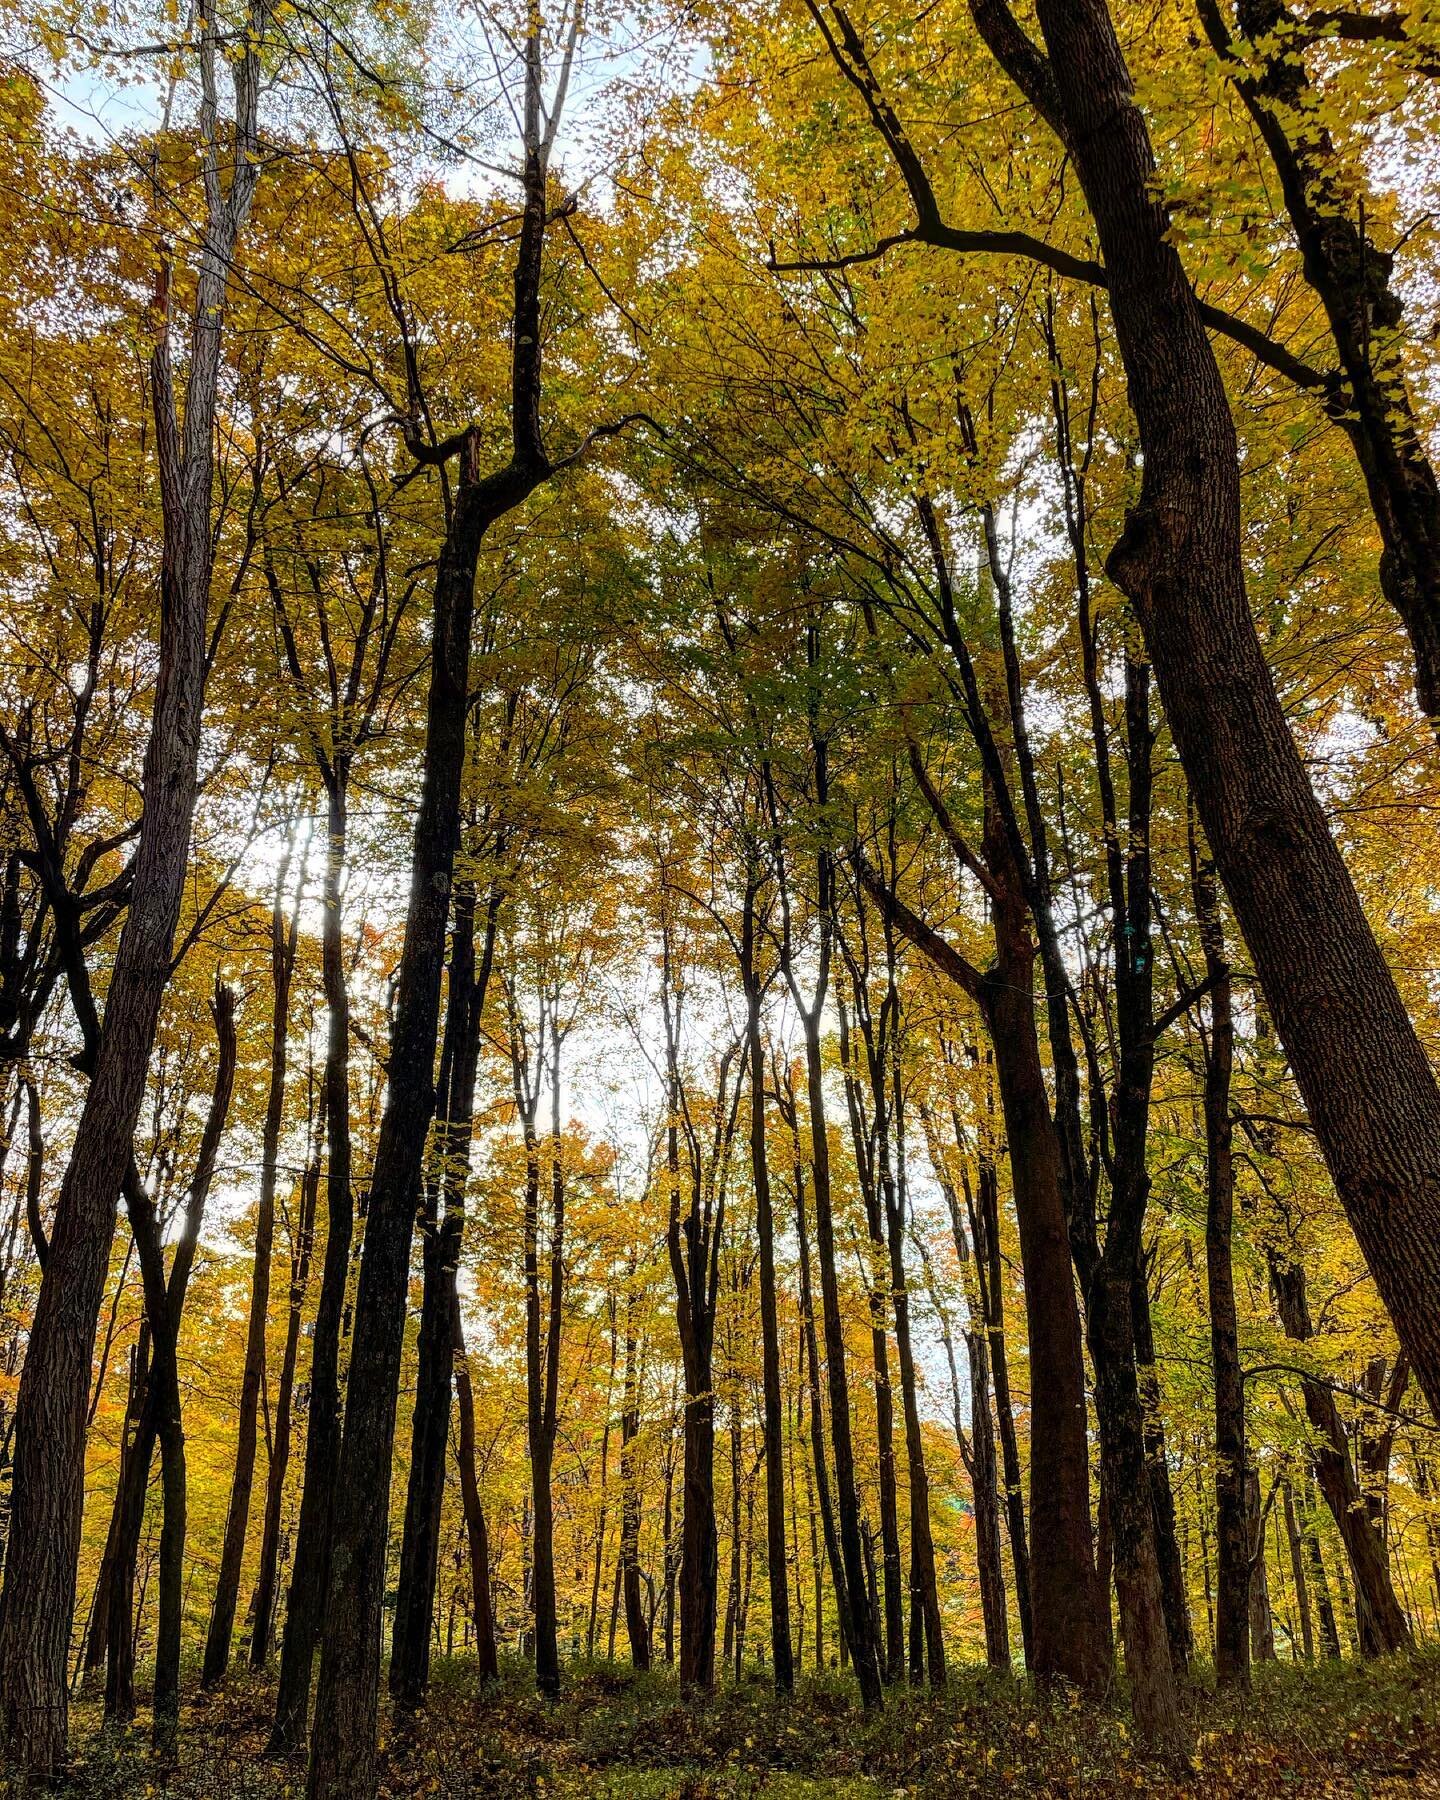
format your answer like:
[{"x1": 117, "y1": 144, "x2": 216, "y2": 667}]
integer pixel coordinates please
[
  {"x1": 996, "y1": 0, "x2": 1440, "y2": 1430},
  {"x1": 305, "y1": 53, "x2": 576, "y2": 1791},
  {"x1": 103, "y1": 987, "x2": 237, "y2": 1744},
  {"x1": 391, "y1": 883, "x2": 498, "y2": 1710},
  {"x1": 0, "y1": 18, "x2": 262, "y2": 1766},
  {"x1": 205, "y1": 852, "x2": 300, "y2": 1687},
  {"x1": 1192, "y1": 825, "x2": 1249, "y2": 1688}
]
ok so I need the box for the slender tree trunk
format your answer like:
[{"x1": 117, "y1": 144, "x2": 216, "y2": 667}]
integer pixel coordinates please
[
  {"x1": 1086, "y1": 1265, "x2": 1186, "y2": 1758},
  {"x1": 966, "y1": 1325, "x2": 1010, "y2": 1670},
  {"x1": 979, "y1": 879, "x2": 1109, "y2": 1693},
  {"x1": 744, "y1": 958, "x2": 793, "y2": 1693},
  {"x1": 1192, "y1": 826, "x2": 1249, "y2": 1688},
  {"x1": 1247, "y1": 1469, "x2": 1276, "y2": 1663},
  {"x1": 250, "y1": 1094, "x2": 324, "y2": 1668},
  {"x1": 1132, "y1": 1273, "x2": 1191, "y2": 1677},
  {"x1": 452, "y1": 1312, "x2": 498, "y2": 1682},
  {"x1": 391, "y1": 884, "x2": 497, "y2": 1710},
  {"x1": 800, "y1": 1001, "x2": 884, "y2": 1709},
  {"x1": 883, "y1": 1072, "x2": 944, "y2": 1688},
  {"x1": 1281, "y1": 1479, "x2": 1315, "y2": 1664},
  {"x1": 619, "y1": 1284, "x2": 649, "y2": 1672},
  {"x1": 272, "y1": 779, "x2": 354, "y2": 1753},
  {"x1": 205, "y1": 852, "x2": 300, "y2": 1687},
  {"x1": 1268, "y1": 1255, "x2": 1412, "y2": 1656}
]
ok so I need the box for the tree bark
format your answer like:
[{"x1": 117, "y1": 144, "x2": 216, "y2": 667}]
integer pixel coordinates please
[
  {"x1": 271, "y1": 780, "x2": 355, "y2": 1754},
  {"x1": 1192, "y1": 821, "x2": 1249, "y2": 1688},
  {"x1": 1268, "y1": 1253, "x2": 1413, "y2": 1655},
  {"x1": 0, "y1": 20, "x2": 262, "y2": 1765},
  {"x1": 205, "y1": 848, "x2": 301, "y2": 1687},
  {"x1": 305, "y1": 55, "x2": 576, "y2": 1790},
  {"x1": 452, "y1": 1310, "x2": 499, "y2": 1682},
  {"x1": 988, "y1": 0, "x2": 1440, "y2": 1430}
]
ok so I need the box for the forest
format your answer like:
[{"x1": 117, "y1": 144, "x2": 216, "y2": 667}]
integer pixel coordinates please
[{"x1": 0, "y1": 0, "x2": 1438, "y2": 1792}]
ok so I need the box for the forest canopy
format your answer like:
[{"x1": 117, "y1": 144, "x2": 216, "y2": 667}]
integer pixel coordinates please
[{"x1": 0, "y1": 0, "x2": 1439, "y2": 1792}]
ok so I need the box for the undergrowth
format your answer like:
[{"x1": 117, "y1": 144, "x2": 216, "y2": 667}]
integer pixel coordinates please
[{"x1": 4, "y1": 1644, "x2": 1438, "y2": 1797}]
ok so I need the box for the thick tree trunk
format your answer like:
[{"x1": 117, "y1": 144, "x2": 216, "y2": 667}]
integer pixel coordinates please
[
  {"x1": 305, "y1": 73, "x2": 563, "y2": 1790},
  {"x1": 0, "y1": 52, "x2": 261, "y2": 1756},
  {"x1": 980, "y1": 883, "x2": 1109, "y2": 1693},
  {"x1": 1001, "y1": 0, "x2": 1440, "y2": 1430}
]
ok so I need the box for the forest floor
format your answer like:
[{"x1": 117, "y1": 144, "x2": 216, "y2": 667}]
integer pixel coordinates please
[{"x1": 9, "y1": 1646, "x2": 1440, "y2": 1799}]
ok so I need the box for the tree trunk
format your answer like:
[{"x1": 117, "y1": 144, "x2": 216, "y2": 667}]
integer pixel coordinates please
[
  {"x1": 1246, "y1": 1468, "x2": 1276, "y2": 1663},
  {"x1": 391, "y1": 883, "x2": 497, "y2": 1710},
  {"x1": 744, "y1": 961, "x2": 793, "y2": 1693},
  {"x1": 453, "y1": 1311, "x2": 498, "y2": 1682},
  {"x1": 1268, "y1": 1255, "x2": 1412, "y2": 1656},
  {"x1": 1132, "y1": 1273, "x2": 1191, "y2": 1677},
  {"x1": 979, "y1": 880, "x2": 1109, "y2": 1693},
  {"x1": 250, "y1": 1092, "x2": 324, "y2": 1669},
  {"x1": 966, "y1": 1324, "x2": 1011, "y2": 1670},
  {"x1": 993, "y1": 0, "x2": 1440, "y2": 1432},
  {"x1": 205, "y1": 851, "x2": 299, "y2": 1687},
  {"x1": 305, "y1": 68, "x2": 568, "y2": 1792},
  {"x1": 0, "y1": 42, "x2": 262, "y2": 1760},
  {"x1": 619, "y1": 1284, "x2": 650, "y2": 1672},
  {"x1": 1198, "y1": 0, "x2": 1440, "y2": 725},
  {"x1": 1192, "y1": 826, "x2": 1249, "y2": 1688},
  {"x1": 272, "y1": 779, "x2": 355, "y2": 1754},
  {"x1": 1086, "y1": 1266, "x2": 1187, "y2": 1759}
]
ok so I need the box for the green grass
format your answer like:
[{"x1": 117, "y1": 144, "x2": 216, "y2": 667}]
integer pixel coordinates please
[{"x1": 6, "y1": 1646, "x2": 1440, "y2": 1797}]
